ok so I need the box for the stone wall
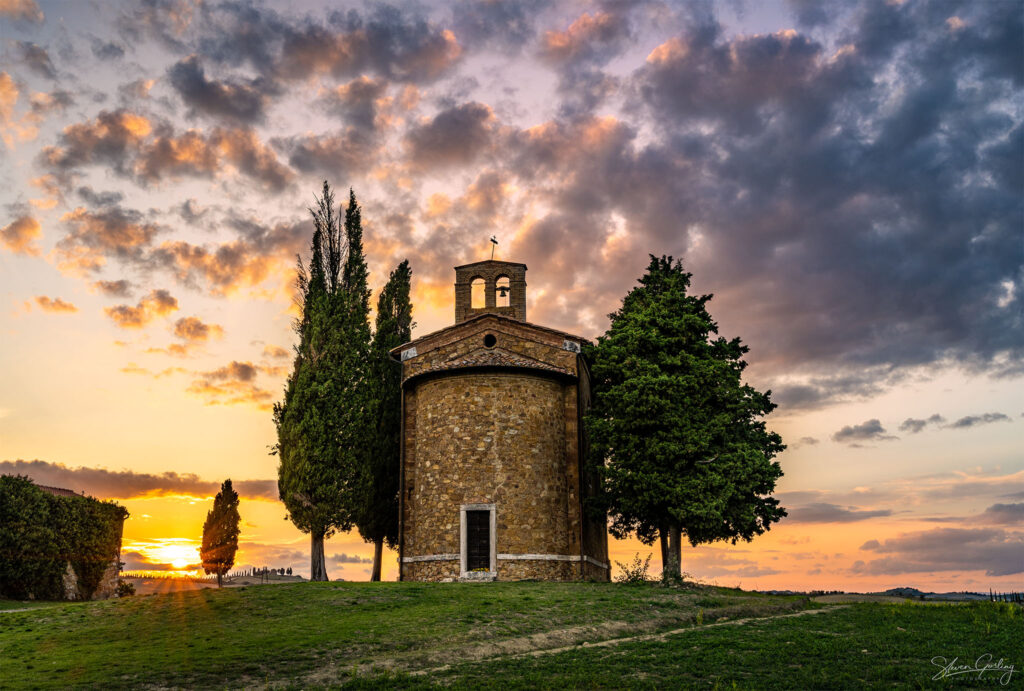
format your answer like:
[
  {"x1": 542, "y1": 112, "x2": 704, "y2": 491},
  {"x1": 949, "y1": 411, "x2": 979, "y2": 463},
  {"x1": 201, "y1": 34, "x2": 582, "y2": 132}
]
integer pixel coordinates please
[
  {"x1": 396, "y1": 305, "x2": 610, "y2": 583},
  {"x1": 403, "y1": 373, "x2": 570, "y2": 562}
]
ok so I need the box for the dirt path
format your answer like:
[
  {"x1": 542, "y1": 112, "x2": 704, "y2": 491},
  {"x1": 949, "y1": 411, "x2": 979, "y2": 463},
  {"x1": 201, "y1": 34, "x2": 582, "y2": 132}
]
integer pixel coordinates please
[
  {"x1": 289, "y1": 600, "x2": 836, "y2": 687},
  {"x1": 411, "y1": 605, "x2": 850, "y2": 677}
]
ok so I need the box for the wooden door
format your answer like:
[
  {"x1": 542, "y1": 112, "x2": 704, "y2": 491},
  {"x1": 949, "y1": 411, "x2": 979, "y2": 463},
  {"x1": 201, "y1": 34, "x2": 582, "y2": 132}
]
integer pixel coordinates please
[{"x1": 466, "y1": 510, "x2": 490, "y2": 571}]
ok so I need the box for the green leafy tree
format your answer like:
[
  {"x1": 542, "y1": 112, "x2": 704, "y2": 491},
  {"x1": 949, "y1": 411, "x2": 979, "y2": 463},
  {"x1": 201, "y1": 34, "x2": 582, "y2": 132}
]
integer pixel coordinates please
[
  {"x1": 0, "y1": 475, "x2": 127, "y2": 600},
  {"x1": 200, "y1": 479, "x2": 240, "y2": 588},
  {"x1": 584, "y1": 256, "x2": 786, "y2": 582},
  {"x1": 357, "y1": 260, "x2": 413, "y2": 581},
  {"x1": 274, "y1": 182, "x2": 372, "y2": 581}
]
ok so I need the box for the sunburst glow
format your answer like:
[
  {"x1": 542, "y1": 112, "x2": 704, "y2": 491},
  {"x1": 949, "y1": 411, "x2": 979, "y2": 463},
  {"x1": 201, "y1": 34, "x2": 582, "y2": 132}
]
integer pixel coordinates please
[{"x1": 125, "y1": 538, "x2": 201, "y2": 573}]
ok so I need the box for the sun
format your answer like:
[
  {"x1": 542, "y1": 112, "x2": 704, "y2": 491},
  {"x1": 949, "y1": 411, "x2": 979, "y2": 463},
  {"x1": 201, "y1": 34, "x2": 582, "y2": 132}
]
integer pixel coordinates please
[{"x1": 145, "y1": 540, "x2": 201, "y2": 571}]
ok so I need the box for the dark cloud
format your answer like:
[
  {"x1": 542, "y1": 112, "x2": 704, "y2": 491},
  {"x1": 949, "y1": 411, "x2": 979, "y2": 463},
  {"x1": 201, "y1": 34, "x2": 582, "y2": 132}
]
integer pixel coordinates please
[
  {"x1": 173, "y1": 316, "x2": 224, "y2": 342},
  {"x1": 330, "y1": 553, "x2": 372, "y2": 564},
  {"x1": 832, "y1": 419, "x2": 897, "y2": 444},
  {"x1": 149, "y1": 216, "x2": 308, "y2": 296},
  {"x1": 853, "y1": 527, "x2": 1024, "y2": 577},
  {"x1": 946, "y1": 412, "x2": 1012, "y2": 429},
  {"x1": 42, "y1": 110, "x2": 154, "y2": 176},
  {"x1": 785, "y1": 0, "x2": 839, "y2": 29},
  {"x1": 898, "y1": 414, "x2": 945, "y2": 434},
  {"x1": 42, "y1": 110, "x2": 293, "y2": 192},
  {"x1": 977, "y1": 503, "x2": 1024, "y2": 526},
  {"x1": 177, "y1": 198, "x2": 209, "y2": 224},
  {"x1": 317, "y1": 76, "x2": 387, "y2": 132},
  {"x1": 405, "y1": 102, "x2": 495, "y2": 168},
  {"x1": 56, "y1": 205, "x2": 160, "y2": 274},
  {"x1": 91, "y1": 39, "x2": 125, "y2": 61},
  {"x1": 786, "y1": 503, "x2": 891, "y2": 523},
  {"x1": 117, "y1": 0, "x2": 198, "y2": 53},
  {"x1": 136, "y1": 126, "x2": 294, "y2": 191},
  {"x1": 16, "y1": 41, "x2": 56, "y2": 79},
  {"x1": 28, "y1": 90, "x2": 73, "y2": 121},
  {"x1": 449, "y1": 0, "x2": 542, "y2": 51},
  {"x1": 637, "y1": 28, "x2": 823, "y2": 135},
  {"x1": 121, "y1": 550, "x2": 189, "y2": 572},
  {"x1": 772, "y1": 370, "x2": 895, "y2": 411},
  {"x1": 168, "y1": 55, "x2": 276, "y2": 124},
  {"x1": 76, "y1": 186, "x2": 124, "y2": 207},
  {"x1": 189, "y1": 3, "x2": 461, "y2": 84},
  {"x1": 187, "y1": 360, "x2": 275, "y2": 410},
  {"x1": 104, "y1": 289, "x2": 178, "y2": 328},
  {"x1": 538, "y1": 11, "x2": 632, "y2": 68},
  {"x1": 0, "y1": 459, "x2": 276, "y2": 500},
  {"x1": 795, "y1": 436, "x2": 819, "y2": 447},
  {"x1": 546, "y1": 0, "x2": 1023, "y2": 405},
  {"x1": 92, "y1": 279, "x2": 134, "y2": 297},
  {"x1": 281, "y1": 128, "x2": 379, "y2": 178}
]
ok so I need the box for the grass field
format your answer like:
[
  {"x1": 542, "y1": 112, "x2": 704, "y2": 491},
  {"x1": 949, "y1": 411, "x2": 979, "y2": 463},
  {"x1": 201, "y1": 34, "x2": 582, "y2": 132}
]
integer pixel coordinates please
[{"x1": 0, "y1": 582, "x2": 1019, "y2": 688}]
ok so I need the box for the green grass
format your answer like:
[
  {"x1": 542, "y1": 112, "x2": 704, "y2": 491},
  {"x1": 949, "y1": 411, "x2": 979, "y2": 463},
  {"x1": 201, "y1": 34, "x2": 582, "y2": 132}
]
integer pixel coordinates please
[
  {"x1": 387, "y1": 601, "x2": 1022, "y2": 689},
  {"x1": 0, "y1": 583, "x2": 1018, "y2": 689}
]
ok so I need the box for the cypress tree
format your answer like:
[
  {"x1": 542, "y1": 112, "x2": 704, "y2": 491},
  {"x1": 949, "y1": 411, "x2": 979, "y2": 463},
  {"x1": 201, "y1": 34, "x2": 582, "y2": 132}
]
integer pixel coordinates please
[
  {"x1": 200, "y1": 479, "x2": 240, "y2": 588},
  {"x1": 357, "y1": 260, "x2": 413, "y2": 581},
  {"x1": 275, "y1": 182, "x2": 371, "y2": 581},
  {"x1": 585, "y1": 256, "x2": 786, "y2": 582}
]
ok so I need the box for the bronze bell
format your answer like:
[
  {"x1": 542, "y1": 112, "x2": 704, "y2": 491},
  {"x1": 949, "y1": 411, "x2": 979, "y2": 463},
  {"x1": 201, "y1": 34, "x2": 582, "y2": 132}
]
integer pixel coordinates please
[{"x1": 497, "y1": 286, "x2": 510, "y2": 298}]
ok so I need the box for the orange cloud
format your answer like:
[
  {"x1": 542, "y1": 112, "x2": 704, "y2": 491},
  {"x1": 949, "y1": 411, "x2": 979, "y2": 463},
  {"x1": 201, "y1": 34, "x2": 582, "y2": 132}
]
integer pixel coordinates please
[
  {"x1": 56, "y1": 207, "x2": 159, "y2": 275},
  {"x1": 539, "y1": 12, "x2": 629, "y2": 64},
  {"x1": 1, "y1": 215, "x2": 42, "y2": 255},
  {"x1": 151, "y1": 239, "x2": 280, "y2": 296},
  {"x1": 262, "y1": 344, "x2": 290, "y2": 359},
  {"x1": 0, "y1": 0, "x2": 43, "y2": 21},
  {"x1": 33, "y1": 296, "x2": 77, "y2": 313},
  {"x1": 0, "y1": 459, "x2": 276, "y2": 500},
  {"x1": 424, "y1": 193, "x2": 451, "y2": 218},
  {"x1": 173, "y1": 316, "x2": 224, "y2": 342},
  {"x1": 29, "y1": 174, "x2": 62, "y2": 209},
  {"x1": 145, "y1": 316, "x2": 224, "y2": 357},
  {"x1": 92, "y1": 279, "x2": 133, "y2": 297},
  {"x1": 121, "y1": 363, "x2": 187, "y2": 378},
  {"x1": 104, "y1": 289, "x2": 179, "y2": 328},
  {"x1": 185, "y1": 360, "x2": 282, "y2": 410},
  {"x1": 42, "y1": 110, "x2": 292, "y2": 191},
  {"x1": 0, "y1": 71, "x2": 37, "y2": 147}
]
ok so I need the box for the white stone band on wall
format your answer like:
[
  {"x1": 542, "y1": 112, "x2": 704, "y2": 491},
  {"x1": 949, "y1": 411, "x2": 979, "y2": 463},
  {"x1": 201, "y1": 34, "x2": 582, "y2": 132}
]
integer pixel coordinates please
[
  {"x1": 402, "y1": 553, "x2": 459, "y2": 562},
  {"x1": 402, "y1": 553, "x2": 609, "y2": 570}
]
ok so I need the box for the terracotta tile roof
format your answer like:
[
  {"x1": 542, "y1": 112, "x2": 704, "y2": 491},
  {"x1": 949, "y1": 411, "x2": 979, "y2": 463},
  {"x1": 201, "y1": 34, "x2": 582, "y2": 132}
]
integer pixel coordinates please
[
  {"x1": 38, "y1": 484, "x2": 80, "y2": 497},
  {"x1": 404, "y1": 348, "x2": 573, "y2": 382},
  {"x1": 391, "y1": 312, "x2": 591, "y2": 358}
]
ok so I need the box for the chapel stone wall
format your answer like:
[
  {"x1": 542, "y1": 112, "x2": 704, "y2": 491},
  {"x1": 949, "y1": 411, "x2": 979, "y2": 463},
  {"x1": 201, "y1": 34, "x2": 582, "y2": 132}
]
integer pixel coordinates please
[{"x1": 402, "y1": 372, "x2": 580, "y2": 581}]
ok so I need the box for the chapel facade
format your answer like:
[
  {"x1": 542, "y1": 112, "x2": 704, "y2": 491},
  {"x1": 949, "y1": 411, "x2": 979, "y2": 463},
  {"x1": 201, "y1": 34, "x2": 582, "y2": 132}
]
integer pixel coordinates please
[{"x1": 390, "y1": 260, "x2": 610, "y2": 581}]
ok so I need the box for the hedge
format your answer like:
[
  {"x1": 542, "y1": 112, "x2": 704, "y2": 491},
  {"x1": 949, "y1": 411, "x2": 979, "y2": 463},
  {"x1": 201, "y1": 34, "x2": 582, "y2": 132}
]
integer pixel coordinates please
[{"x1": 0, "y1": 475, "x2": 129, "y2": 600}]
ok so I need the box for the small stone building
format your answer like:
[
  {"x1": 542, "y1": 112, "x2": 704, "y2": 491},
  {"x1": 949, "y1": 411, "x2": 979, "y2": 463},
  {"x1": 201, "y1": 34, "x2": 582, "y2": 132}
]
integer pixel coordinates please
[
  {"x1": 391, "y1": 259, "x2": 610, "y2": 581},
  {"x1": 38, "y1": 484, "x2": 125, "y2": 600}
]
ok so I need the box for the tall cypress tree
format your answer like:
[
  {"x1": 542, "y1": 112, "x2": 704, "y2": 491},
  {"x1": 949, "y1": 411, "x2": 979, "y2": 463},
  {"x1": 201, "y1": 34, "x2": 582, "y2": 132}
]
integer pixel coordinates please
[
  {"x1": 585, "y1": 256, "x2": 786, "y2": 581},
  {"x1": 275, "y1": 182, "x2": 371, "y2": 581},
  {"x1": 200, "y1": 479, "x2": 240, "y2": 588},
  {"x1": 357, "y1": 260, "x2": 413, "y2": 581}
]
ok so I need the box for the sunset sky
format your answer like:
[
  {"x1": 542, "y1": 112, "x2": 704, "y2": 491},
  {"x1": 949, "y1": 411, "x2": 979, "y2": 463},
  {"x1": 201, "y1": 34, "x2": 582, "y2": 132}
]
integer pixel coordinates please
[{"x1": 1, "y1": 0, "x2": 1021, "y2": 590}]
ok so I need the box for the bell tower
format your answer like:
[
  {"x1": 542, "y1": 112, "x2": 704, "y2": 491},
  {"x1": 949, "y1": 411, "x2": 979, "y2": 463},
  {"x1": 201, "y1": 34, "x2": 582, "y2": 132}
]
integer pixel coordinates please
[{"x1": 453, "y1": 260, "x2": 527, "y2": 324}]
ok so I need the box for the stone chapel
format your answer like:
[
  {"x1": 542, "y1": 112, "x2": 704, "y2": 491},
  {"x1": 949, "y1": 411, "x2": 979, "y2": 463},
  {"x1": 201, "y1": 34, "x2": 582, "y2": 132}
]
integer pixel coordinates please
[{"x1": 390, "y1": 259, "x2": 610, "y2": 581}]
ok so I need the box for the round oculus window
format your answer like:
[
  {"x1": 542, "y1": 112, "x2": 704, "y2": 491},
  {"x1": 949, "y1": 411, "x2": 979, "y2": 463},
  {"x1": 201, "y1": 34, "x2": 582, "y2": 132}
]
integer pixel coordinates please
[{"x1": 483, "y1": 333, "x2": 497, "y2": 348}]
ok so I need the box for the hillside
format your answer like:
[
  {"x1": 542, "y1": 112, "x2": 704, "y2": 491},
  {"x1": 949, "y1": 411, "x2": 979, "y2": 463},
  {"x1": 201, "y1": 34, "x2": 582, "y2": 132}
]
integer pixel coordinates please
[{"x1": 0, "y1": 582, "x2": 1018, "y2": 688}]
